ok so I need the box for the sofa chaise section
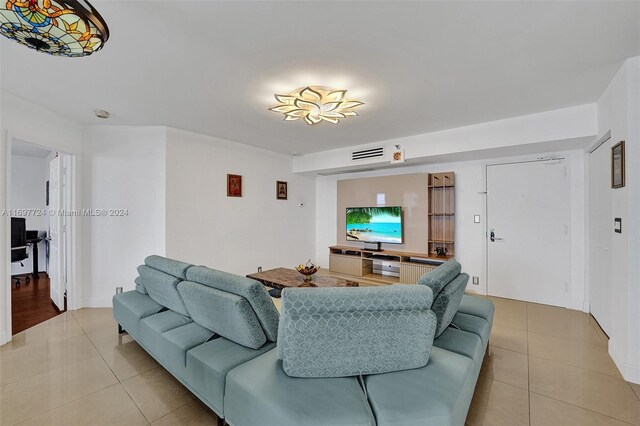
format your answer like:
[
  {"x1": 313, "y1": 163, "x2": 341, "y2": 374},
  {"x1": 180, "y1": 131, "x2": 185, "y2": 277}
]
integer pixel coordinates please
[
  {"x1": 364, "y1": 259, "x2": 492, "y2": 425},
  {"x1": 224, "y1": 285, "x2": 438, "y2": 426},
  {"x1": 365, "y1": 347, "x2": 476, "y2": 426},
  {"x1": 224, "y1": 349, "x2": 375, "y2": 426}
]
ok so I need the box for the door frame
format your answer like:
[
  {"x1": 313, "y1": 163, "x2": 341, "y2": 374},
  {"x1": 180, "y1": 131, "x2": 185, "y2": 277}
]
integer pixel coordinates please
[
  {"x1": 3, "y1": 134, "x2": 79, "y2": 342},
  {"x1": 484, "y1": 156, "x2": 570, "y2": 307},
  {"x1": 585, "y1": 131, "x2": 612, "y2": 329}
]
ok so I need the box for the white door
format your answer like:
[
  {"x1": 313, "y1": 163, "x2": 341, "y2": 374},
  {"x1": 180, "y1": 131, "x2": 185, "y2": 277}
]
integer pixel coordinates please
[
  {"x1": 589, "y1": 142, "x2": 612, "y2": 335},
  {"x1": 49, "y1": 154, "x2": 65, "y2": 310},
  {"x1": 487, "y1": 160, "x2": 571, "y2": 307}
]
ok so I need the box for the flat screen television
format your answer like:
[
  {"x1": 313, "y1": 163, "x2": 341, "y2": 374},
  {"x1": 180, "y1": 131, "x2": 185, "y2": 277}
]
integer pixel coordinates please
[{"x1": 346, "y1": 206, "x2": 403, "y2": 244}]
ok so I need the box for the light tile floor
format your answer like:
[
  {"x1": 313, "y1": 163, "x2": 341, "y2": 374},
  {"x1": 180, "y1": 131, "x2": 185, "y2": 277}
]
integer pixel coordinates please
[
  {"x1": 0, "y1": 298, "x2": 638, "y2": 425},
  {"x1": 467, "y1": 296, "x2": 640, "y2": 426}
]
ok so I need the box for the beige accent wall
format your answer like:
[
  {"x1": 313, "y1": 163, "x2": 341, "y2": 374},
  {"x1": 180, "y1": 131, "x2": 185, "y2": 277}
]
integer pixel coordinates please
[{"x1": 337, "y1": 173, "x2": 428, "y2": 253}]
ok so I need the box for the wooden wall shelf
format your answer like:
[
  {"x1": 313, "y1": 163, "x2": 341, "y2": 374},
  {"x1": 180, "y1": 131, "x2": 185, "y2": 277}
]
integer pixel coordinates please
[{"x1": 328, "y1": 245, "x2": 451, "y2": 285}]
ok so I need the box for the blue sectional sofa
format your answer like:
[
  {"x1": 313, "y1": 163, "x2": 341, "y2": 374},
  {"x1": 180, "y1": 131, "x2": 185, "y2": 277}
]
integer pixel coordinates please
[{"x1": 113, "y1": 256, "x2": 494, "y2": 426}]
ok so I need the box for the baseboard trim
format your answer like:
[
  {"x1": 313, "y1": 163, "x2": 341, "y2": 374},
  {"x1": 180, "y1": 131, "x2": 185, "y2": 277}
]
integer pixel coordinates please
[
  {"x1": 609, "y1": 340, "x2": 640, "y2": 384},
  {"x1": 568, "y1": 298, "x2": 587, "y2": 312},
  {"x1": 82, "y1": 298, "x2": 113, "y2": 308},
  {"x1": 0, "y1": 330, "x2": 8, "y2": 346}
]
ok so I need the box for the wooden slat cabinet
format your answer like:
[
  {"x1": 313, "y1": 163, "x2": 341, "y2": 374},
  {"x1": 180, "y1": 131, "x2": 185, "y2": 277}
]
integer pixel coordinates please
[
  {"x1": 329, "y1": 254, "x2": 365, "y2": 276},
  {"x1": 399, "y1": 263, "x2": 437, "y2": 283}
]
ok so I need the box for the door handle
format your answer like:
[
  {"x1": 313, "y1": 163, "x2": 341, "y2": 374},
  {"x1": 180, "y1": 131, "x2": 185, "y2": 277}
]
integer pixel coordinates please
[{"x1": 490, "y1": 230, "x2": 504, "y2": 242}]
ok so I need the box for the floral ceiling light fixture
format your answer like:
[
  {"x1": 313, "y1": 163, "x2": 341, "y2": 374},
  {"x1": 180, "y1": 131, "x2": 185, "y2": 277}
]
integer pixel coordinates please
[
  {"x1": 0, "y1": 0, "x2": 109, "y2": 57},
  {"x1": 269, "y1": 86, "x2": 364, "y2": 125}
]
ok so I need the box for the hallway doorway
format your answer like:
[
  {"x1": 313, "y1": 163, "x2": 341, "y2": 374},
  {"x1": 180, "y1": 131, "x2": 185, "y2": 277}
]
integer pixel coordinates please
[{"x1": 8, "y1": 140, "x2": 76, "y2": 334}]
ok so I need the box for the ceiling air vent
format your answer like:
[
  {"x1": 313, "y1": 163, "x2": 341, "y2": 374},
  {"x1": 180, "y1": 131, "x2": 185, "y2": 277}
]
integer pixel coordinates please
[{"x1": 351, "y1": 147, "x2": 384, "y2": 161}]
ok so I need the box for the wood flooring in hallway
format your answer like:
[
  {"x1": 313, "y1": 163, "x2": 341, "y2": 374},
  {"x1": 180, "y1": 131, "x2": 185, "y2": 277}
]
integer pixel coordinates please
[{"x1": 11, "y1": 273, "x2": 61, "y2": 334}]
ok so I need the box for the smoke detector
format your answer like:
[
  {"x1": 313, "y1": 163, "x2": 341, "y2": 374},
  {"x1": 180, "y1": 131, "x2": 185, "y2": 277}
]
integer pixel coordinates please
[{"x1": 94, "y1": 109, "x2": 110, "y2": 119}]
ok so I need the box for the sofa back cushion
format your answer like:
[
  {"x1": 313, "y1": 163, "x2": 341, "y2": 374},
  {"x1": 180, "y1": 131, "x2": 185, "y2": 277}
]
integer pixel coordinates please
[
  {"x1": 186, "y1": 266, "x2": 279, "y2": 341},
  {"x1": 177, "y1": 281, "x2": 267, "y2": 349},
  {"x1": 278, "y1": 285, "x2": 437, "y2": 378},
  {"x1": 137, "y1": 265, "x2": 189, "y2": 316},
  {"x1": 433, "y1": 273, "x2": 469, "y2": 337},
  {"x1": 145, "y1": 255, "x2": 192, "y2": 280},
  {"x1": 134, "y1": 276, "x2": 147, "y2": 295},
  {"x1": 417, "y1": 259, "x2": 461, "y2": 296}
]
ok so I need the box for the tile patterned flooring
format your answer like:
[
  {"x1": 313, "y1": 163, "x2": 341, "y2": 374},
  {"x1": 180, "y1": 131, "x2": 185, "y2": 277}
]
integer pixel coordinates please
[{"x1": 0, "y1": 298, "x2": 638, "y2": 425}]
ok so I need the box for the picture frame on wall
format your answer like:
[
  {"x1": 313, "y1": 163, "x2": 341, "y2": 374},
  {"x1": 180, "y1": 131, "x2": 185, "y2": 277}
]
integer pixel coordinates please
[
  {"x1": 227, "y1": 174, "x2": 242, "y2": 197},
  {"x1": 276, "y1": 181, "x2": 288, "y2": 200},
  {"x1": 611, "y1": 140, "x2": 625, "y2": 189}
]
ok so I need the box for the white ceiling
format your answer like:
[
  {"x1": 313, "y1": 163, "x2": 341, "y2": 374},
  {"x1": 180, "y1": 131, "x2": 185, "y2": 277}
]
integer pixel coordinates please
[{"x1": 1, "y1": 1, "x2": 638, "y2": 154}]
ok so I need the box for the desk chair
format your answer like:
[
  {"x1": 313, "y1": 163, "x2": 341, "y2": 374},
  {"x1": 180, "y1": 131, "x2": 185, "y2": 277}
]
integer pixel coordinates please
[{"x1": 11, "y1": 218, "x2": 30, "y2": 286}]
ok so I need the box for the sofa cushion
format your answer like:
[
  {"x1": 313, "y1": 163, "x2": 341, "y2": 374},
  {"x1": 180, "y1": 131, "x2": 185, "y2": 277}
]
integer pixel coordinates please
[
  {"x1": 186, "y1": 339, "x2": 276, "y2": 416},
  {"x1": 134, "y1": 276, "x2": 148, "y2": 295},
  {"x1": 186, "y1": 266, "x2": 279, "y2": 342},
  {"x1": 141, "y1": 310, "x2": 193, "y2": 334},
  {"x1": 112, "y1": 290, "x2": 164, "y2": 338},
  {"x1": 145, "y1": 254, "x2": 192, "y2": 279},
  {"x1": 434, "y1": 327, "x2": 484, "y2": 372},
  {"x1": 177, "y1": 281, "x2": 267, "y2": 349},
  {"x1": 458, "y1": 295, "x2": 495, "y2": 322},
  {"x1": 417, "y1": 259, "x2": 462, "y2": 296},
  {"x1": 452, "y1": 312, "x2": 491, "y2": 346},
  {"x1": 224, "y1": 349, "x2": 375, "y2": 426},
  {"x1": 137, "y1": 265, "x2": 189, "y2": 316},
  {"x1": 433, "y1": 273, "x2": 469, "y2": 337},
  {"x1": 278, "y1": 285, "x2": 436, "y2": 378},
  {"x1": 156, "y1": 322, "x2": 216, "y2": 375},
  {"x1": 139, "y1": 310, "x2": 193, "y2": 355},
  {"x1": 364, "y1": 347, "x2": 476, "y2": 426}
]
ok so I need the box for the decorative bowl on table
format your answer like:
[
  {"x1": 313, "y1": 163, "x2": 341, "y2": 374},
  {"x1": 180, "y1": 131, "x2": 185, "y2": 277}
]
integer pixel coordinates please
[{"x1": 295, "y1": 260, "x2": 319, "y2": 282}]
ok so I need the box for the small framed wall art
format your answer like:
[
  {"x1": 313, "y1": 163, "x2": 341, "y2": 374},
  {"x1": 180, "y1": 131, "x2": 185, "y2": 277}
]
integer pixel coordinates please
[
  {"x1": 227, "y1": 174, "x2": 242, "y2": 197},
  {"x1": 276, "y1": 181, "x2": 288, "y2": 200},
  {"x1": 611, "y1": 141, "x2": 625, "y2": 189}
]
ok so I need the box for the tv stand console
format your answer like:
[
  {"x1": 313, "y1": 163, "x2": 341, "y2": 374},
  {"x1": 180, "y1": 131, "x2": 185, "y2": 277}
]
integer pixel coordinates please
[{"x1": 329, "y1": 245, "x2": 452, "y2": 285}]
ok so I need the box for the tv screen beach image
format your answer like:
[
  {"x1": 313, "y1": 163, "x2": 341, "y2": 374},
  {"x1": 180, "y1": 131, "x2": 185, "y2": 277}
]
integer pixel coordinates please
[{"x1": 346, "y1": 207, "x2": 403, "y2": 244}]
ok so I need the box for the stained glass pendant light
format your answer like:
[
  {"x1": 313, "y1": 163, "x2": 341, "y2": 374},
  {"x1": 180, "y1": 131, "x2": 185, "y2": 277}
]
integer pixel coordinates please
[
  {"x1": 0, "y1": 0, "x2": 109, "y2": 57},
  {"x1": 269, "y1": 86, "x2": 364, "y2": 125}
]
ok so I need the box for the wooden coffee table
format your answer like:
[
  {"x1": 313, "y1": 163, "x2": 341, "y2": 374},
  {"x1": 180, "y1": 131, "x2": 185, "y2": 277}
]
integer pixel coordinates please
[{"x1": 247, "y1": 267, "x2": 359, "y2": 298}]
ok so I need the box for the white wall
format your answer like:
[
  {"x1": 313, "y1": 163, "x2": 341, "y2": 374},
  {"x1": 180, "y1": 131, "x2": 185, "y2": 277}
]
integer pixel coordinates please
[
  {"x1": 10, "y1": 154, "x2": 48, "y2": 275},
  {"x1": 0, "y1": 50, "x2": 6, "y2": 345},
  {"x1": 1, "y1": 92, "x2": 84, "y2": 344},
  {"x1": 316, "y1": 149, "x2": 587, "y2": 310},
  {"x1": 296, "y1": 104, "x2": 597, "y2": 173},
  {"x1": 82, "y1": 126, "x2": 166, "y2": 307},
  {"x1": 2, "y1": 93, "x2": 84, "y2": 155},
  {"x1": 595, "y1": 57, "x2": 640, "y2": 383},
  {"x1": 80, "y1": 126, "x2": 316, "y2": 305},
  {"x1": 165, "y1": 128, "x2": 316, "y2": 275}
]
